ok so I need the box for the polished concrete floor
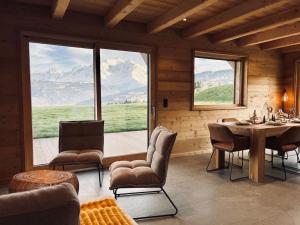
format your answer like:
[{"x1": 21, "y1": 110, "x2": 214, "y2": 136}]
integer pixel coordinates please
[
  {"x1": 2, "y1": 154, "x2": 300, "y2": 225},
  {"x1": 77, "y1": 153, "x2": 300, "y2": 225}
]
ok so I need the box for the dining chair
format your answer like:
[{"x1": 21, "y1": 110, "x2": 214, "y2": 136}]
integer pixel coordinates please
[
  {"x1": 221, "y1": 118, "x2": 245, "y2": 169},
  {"x1": 206, "y1": 123, "x2": 249, "y2": 181},
  {"x1": 221, "y1": 118, "x2": 239, "y2": 123},
  {"x1": 266, "y1": 126, "x2": 300, "y2": 181}
]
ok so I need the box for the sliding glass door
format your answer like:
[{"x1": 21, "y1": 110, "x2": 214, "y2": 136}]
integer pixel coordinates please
[
  {"x1": 100, "y1": 49, "x2": 149, "y2": 157},
  {"x1": 24, "y1": 37, "x2": 153, "y2": 169},
  {"x1": 29, "y1": 42, "x2": 95, "y2": 166}
]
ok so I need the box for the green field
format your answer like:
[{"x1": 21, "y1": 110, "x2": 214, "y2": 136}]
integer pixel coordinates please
[
  {"x1": 32, "y1": 103, "x2": 147, "y2": 139},
  {"x1": 194, "y1": 84, "x2": 234, "y2": 105}
]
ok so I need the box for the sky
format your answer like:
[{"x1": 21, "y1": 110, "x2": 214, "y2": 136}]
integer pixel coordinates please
[
  {"x1": 194, "y1": 57, "x2": 233, "y2": 73},
  {"x1": 29, "y1": 42, "x2": 146, "y2": 73}
]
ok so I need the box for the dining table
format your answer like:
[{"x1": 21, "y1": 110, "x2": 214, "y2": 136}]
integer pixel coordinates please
[{"x1": 211, "y1": 121, "x2": 300, "y2": 183}]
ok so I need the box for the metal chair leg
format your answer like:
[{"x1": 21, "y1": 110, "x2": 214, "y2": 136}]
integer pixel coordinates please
[
  {"x1": 295, "y1": 148, "x2": 300, "y2": 162},
  {"x1": 113, "y1": 187, "x2": 178, "y2": 220},
  {"x1": 97, "y1": 164, "x2": 102, "y2": 187},
  {"x1": 267, "y1": 151, "x2": 287, "y2": 181},
  {"x1": 282, "y1": 155, "x2": 287, "y2": 181},
  {"x1": 206, "y1": 148, "x2": 217, "y2": 172},
  {"x1": 271, "y1": 150, "x2": 274, "y2": 168},
  {"x1": 229, "y1": 152, "x2": 248, "y2": 182}
]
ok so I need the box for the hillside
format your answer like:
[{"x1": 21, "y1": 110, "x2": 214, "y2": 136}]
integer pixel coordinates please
[{"x1": 194, "y1": 84, "x2": 234, "y2": 104}]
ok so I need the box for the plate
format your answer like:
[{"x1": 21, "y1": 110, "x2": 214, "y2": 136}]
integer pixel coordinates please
[
  {"x1": 265, "y1": 121, "x2": 284, "y2": 126},
  {"x1": 236, "y1": 121, "x2": 251, "y2": 125}
]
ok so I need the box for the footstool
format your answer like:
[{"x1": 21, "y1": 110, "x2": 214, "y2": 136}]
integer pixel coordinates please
[{"x1": 9, "y1": 170, "x2": 79, "y2": 193}]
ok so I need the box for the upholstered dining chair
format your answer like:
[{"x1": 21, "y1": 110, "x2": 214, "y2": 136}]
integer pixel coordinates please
[
  {"x1": 50, "y1": 120, "x2": 104, "y2": 186},
  {"x1": 221, "y1": 118, "x2": 239, "y2": 123},
  {"x1": 206, "y1": 123, "x2": 249, "y2": 181},
  {"x1": 266, "y1": 126, "x2": 300, "y2": 181},
  {"x1": 109, "y1": 126, "x2": 177, "y2": 220},
  {"x1": 221, "y1": 118, "x2": 245, "y2": 167}
]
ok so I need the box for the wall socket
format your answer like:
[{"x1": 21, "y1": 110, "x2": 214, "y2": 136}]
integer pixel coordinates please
[{"x1": 163, "y1": 98, "x2": 168, "y2": 108}]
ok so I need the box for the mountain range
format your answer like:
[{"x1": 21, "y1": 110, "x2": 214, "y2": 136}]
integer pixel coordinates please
[
  {"x1": 194, "y1": 69, "x2": 234, "y2": 91},
  {"x1": 31, "y1": 58, "x2": 147, "y2": 106},
  {"x1": 31, "y1": 60, "x2": 233, "y2": 106}
]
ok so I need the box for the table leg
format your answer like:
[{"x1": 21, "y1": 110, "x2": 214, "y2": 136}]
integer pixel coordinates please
[
  {"x1": 249, "y1": 129, "x2": 266, "y2": 183},
  {"x1": 211, "y1": 149, "x2": 225, "y2": 170}
]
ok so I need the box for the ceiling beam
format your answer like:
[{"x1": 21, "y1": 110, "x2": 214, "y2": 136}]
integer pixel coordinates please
[
  {"x1": 104, "y1": 0, "x2": 144, "y2": 28},
  {"x1": 280, "y1": 44, "x2": 300, "y2": 54},
  {"x1": 52, "y1": 0, "x2": 70, "y2": 19},
  {"x1": 147, "y1": 0, "x2": 218, "y2": 34},
  {"x1": 260, "y1": 34, "x2": 300, "y2": 50},
  {"x1": 212, "y1": 6, "x2": 300, "y2": 43},
  {"x1": 237, "y1": 21, "x2": 300, "y2": 47},
  {"x1": 182, "y1": 0, "x2": 291, "y2": 39}
]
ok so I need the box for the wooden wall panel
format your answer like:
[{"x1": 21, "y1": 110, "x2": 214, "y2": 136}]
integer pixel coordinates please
[{"x1": 0, "y1": 2, "x2": 284, "y2": 182}]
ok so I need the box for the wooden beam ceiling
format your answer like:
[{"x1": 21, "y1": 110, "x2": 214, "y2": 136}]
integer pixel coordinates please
[
  {"x1": 104, "y1": 0, "x2": 145, "y2": 28},
  {"x1": 147, "y1": 0, "x2": 218, "y2": 34},
  {"x1": 212, "y1": 6, "x2": 300, "y2": 43},
  {"x1": 237, "y1": 21, "x2": 300, "y2": 47},
  {"x1": 52, "y1": 0, "x2": 70, "y2": 19},
  {"x1": 280, "y1": 44, "x2": 300, "y2": 54},
  {"x1": 260, "y1": 34, "x2": 300, "y2": 50},
  {"x1": 181, "y1": 0, "x2": 291, "y2": 39}
]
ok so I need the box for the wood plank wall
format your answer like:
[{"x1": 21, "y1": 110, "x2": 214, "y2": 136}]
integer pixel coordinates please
[{"x1": 0, "y1": 2, "x2": 283, "y2": 182}]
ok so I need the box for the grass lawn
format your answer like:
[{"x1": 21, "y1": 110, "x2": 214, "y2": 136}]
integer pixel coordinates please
[
  {"x1": 32, "y1": 103, "x2": 147, "y2": 139},
  {"x1": 194, "y1": 84, "x2": 234, "y2": 105}
]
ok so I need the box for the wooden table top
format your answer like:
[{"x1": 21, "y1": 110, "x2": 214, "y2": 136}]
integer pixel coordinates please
[{"x1": 221, "y1": 121, "x2": 300, "y2": 137}]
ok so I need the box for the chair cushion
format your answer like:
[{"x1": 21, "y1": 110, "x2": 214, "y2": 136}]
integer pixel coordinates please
[
  {"x1": 50, "y1": 149, "x2": 103, "y2": 165},
  {"x1": 110, "y1": 167, "x2": 161, "y2": 190},
  {"x1": 109, "y1": 160, "x2": 150, "y2": 172},
  {"x1": 213, "y1": 142, "x2": 234, "y2": 151},
  {"x1": 282, "y1": 144, "x2": 298, "y2": 152},
  {"x1": 266, "y1": 136, "x2": 298, "y2": 152}
]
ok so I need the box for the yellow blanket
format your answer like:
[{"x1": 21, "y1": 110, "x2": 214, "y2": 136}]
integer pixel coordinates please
[{"x1": 80, "y1": 198, "x2": 134, "y2": 225}]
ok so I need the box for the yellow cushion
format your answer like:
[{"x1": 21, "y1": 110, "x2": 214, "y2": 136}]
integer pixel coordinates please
[{"x1": 80, "y1": 198, "x2": 134, "y2": 225}]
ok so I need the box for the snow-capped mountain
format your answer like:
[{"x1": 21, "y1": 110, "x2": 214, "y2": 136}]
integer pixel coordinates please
[{"x1": 31, "y1": 59, "x2": 147, "y2": 106}]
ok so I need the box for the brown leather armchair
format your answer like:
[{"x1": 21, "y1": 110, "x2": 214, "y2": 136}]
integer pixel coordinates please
[
  {"x1": 109, "y1": 126, "x2": 177, "y2": 220},
  {"x1": 0, "y1": 183, "x2": 80, "y2": 225},
  {"x1": 266, "y1": 126, "x2": 300, "y2": 181},
  {"x1": 50, "y1": 120, "x2": 104, "y2": 186},
  {"x1": 206, "y1": 123, "x2": 249, "y2": 181}
]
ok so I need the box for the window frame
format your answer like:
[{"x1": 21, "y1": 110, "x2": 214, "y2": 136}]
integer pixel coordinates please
[
  {"x1": 20, "y1": 31, "x2": 157, "y2": 171},
  {"x1": 192, "y1": 49, "x2": 248, "y2": 111}
]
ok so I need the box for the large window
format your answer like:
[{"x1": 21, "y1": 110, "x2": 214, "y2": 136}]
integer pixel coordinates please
[
  {"x1": 29, "y1": 42, "x2": 95, "y2": 165},
  {"x1": 193, "y1": 50, "x2": 247, "y2": 110}
]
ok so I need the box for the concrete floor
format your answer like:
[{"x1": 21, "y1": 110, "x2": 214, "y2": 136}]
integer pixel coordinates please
[{"x1": 2, "y1": 154, "x2": 300, "y2": 225}]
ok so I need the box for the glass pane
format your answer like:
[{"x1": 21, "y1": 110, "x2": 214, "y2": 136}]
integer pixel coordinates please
[
  {"x1": 29, "y1": 43, "x2": 94, "y2": 165},
  {"x1": 100, "y1": 49, "x2": 148, "y2": 157},
  {"x1": 194, "y1": 57, "x2": 235, "y2": 105}
]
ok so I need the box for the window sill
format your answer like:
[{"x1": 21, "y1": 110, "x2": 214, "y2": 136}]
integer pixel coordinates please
[{"x1": 192, "y1": 105, "x2": 247, "y2": 111}]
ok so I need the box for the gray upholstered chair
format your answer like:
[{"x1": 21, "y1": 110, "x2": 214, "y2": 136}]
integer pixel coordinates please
[
  {"x1": 221, "y1": 118, "x2": 239, "y2": 123},
  {"x1": 50, "y1": 120, "x2": 104, "y2": 186},
  {"x1": 266, "y1": 126, "x2": 300, "y2": 181},
  {"x1": 0, "y1": 183, "x2": 80, "y2": 225},
  {"x1": 109, "y1": 126, "x2": 177, "y2": 220},
  {"x1": 206, "y1": 123, "x2": 249, "y2": 181}
]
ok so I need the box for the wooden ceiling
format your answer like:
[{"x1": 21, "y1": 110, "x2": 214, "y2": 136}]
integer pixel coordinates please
[{"x1": 11, "y1": 0, "x2": 300, "y2": 53}]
